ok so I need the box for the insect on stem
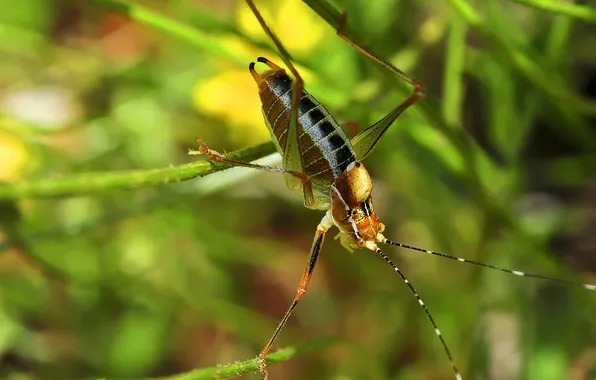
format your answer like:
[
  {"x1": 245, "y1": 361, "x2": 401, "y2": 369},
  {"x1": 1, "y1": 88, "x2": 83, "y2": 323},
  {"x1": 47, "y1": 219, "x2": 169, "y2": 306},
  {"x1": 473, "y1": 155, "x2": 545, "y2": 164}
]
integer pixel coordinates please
[{"x1": 192, "y1": 1, "x2": 595, "y2": 379}]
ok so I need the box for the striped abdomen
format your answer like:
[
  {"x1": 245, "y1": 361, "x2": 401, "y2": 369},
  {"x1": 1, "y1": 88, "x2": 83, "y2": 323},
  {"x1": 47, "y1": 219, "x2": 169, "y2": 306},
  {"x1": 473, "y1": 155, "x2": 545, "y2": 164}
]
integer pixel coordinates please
[{"x1": 255, "y1": 69, "x2": 356, "y2": 189}]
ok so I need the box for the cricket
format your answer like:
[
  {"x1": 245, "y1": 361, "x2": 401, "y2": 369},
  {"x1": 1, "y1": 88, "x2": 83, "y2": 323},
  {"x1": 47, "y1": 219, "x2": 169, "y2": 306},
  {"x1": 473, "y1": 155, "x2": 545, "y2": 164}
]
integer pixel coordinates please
[{"x1": 192, "y1": 1, "x2": 596, "y2": 379}]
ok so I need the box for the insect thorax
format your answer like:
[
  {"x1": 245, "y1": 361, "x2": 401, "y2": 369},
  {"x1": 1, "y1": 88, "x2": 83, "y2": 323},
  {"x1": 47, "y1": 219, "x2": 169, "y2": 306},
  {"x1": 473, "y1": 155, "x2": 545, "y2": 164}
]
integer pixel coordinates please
[{"x1": 330, "y1": 161, "x2": 384, "y2": 248}]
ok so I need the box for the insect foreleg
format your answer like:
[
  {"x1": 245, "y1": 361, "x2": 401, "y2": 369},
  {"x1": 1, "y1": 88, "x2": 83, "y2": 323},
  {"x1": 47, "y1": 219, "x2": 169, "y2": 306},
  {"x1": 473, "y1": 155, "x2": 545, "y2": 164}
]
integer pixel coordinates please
[{"x1": 258, "y1": 214, "x2": 333, "y2": 379}]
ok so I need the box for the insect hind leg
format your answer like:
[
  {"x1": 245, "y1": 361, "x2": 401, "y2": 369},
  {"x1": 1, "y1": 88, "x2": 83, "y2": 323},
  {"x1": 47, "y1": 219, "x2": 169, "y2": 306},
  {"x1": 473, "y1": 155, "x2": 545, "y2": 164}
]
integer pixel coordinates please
[
  {"x1": 337, "y1": 12, "x2": 426, "y2": 160},
  {"x1": 258, "y1": 217, "x2": 332, "y2": 379},
  {"x1": 337, "y1": 12, "x2": 424, "y2": 93}
]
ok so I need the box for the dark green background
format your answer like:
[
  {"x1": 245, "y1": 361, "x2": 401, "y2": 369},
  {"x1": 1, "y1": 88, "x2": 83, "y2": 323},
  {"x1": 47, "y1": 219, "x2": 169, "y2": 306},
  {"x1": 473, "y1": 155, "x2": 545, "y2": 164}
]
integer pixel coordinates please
[{"x1": 0, "y1": 1, "x2": 595, "y2": 379}]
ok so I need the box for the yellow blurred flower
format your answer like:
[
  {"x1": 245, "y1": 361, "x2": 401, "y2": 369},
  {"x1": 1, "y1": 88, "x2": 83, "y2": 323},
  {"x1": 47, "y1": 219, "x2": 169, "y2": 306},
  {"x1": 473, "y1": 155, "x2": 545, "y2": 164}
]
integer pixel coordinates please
[
  {"x1": 0, "y1": 128, "x2": 29, "y2": 181},
  {"x1": 194, "y1": 68, "x2": 265, "y2": 144},
  {"x1": 238, "y1": 0, "x2": 324, "y2": 54},
  {"x1": 193, "y1": 0, "x2": 325, "y2": 146}
]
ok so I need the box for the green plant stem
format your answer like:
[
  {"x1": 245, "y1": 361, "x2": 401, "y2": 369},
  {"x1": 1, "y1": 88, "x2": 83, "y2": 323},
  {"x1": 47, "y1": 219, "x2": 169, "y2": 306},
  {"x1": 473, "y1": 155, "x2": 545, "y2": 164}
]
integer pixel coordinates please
[
  {"x1": 446, "y1": 0, "x2": 596, "y2": 151},
  {"x1": 447, "y1": 0, "x2": 596, "y2": 118},
  {"x1": 515, "y1": 9, "x2": 575, "y2": 159},
  {"x1": 144, "y1": 337, "x2": 339, "y2": 380},
  {"x1": 0, "y1": 143, "x2": 276, "y2": 199},
  {"x1": 508, "y1": 0, "x2": 596, "y2": 23},
  {"x1": 89, "y1": 0, "x2": 250, "y2": 66},
  {"x1": 442, "y1": 12, "x2": 468, "y2": 126}
]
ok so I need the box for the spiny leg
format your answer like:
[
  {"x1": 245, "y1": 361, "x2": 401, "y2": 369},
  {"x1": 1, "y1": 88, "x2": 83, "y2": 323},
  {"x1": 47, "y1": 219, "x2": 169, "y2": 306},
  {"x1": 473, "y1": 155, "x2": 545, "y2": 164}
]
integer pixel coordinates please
[
  {"x1": 245, "y1": 0, "x2": 315, "y2": 208},
  {"x1": 190, "y1": 139, "x2": 313, "y2": 191},
  {"x1": 371, "y1": 244, "x2": 463, "y2": 380},
  {"x1": 337, "y1": 12, "x2": 426, "y2": 160},
  {"x1": 337, "y1": 12, "x2": 423, "y2": 91},
  {"x1": 259, "y1": 215, "x2": 332, "y2": 380},
  {"x1": 382, "y1": 238, "x2": 596, "y2": 291}
]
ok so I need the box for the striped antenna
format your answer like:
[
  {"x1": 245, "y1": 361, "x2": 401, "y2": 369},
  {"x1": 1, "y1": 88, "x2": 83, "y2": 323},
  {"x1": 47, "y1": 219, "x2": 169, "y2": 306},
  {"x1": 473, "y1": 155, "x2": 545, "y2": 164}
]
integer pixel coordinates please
[
  {"x1": 382, "y1": 238, "x2": 596, "y2": 291},
  {"x1": 375, "y1": 247, "x2": 463, "y2": 380}
]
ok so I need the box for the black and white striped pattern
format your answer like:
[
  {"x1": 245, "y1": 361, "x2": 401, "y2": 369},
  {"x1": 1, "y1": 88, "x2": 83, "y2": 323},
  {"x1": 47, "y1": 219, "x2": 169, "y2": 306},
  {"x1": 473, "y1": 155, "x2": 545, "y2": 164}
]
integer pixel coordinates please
[
  {"x1": 382, "y1": 238, "x2": 596, "y2": 291},
  {"x1": 375, "y1": 247, "x2": 463, "y2": 380},
  {"x1": 266, "y1": 75, "x2": 356, "y2": 178},
  {"x1": 374, "y1": 238, "x2": 595, "y2": 380}
]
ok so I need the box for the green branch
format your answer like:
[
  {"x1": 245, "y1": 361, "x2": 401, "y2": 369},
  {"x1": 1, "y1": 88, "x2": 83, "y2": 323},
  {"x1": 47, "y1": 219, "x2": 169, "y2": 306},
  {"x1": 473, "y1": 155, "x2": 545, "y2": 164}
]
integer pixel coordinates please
[
  {"x1": 447, "y1": 0, "x2": 596, "y2": 119},
  {"x1": 144, "y1": 337, "x2": 339, "y2": 380},
  {"x1": 442, "y1": 13, "x2": 468, "y2": 126},
  {"x1": 0, "y1": 143, "x2": 276, "y2": 199},
  {"x1": 89, "y1": 0, "x2": 251, "y2": 65},
  {"x1": 508, "y1": 0, "x2": 596, "y2": 23}
]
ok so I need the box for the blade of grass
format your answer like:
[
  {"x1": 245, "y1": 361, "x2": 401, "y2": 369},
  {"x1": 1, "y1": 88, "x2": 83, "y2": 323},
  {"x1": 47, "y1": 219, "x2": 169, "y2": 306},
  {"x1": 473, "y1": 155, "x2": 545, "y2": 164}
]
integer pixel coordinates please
[
  {"x1": 0, "y1": 143, "x2": 276, "y2": 199},
  {"x1": 175, "y1": 2, "x2": 298, "y2": 66},
  {"x1": 446, "y1": 0, "x2": 596, "y2": 151},
  {"x1": 515, "y1": 10, "x2": 575, "y2": 159},
  {"x1": 89, "y1": 0, "x2": 250, "y2": 66},
  {"x1": 508, "y1": 0, "x2": 596, "y2": 23},
  {"x1": 479, "y1": 1, "x2": 524, "y2": 162},
  {"x1": 514, "y1": 11, "x2": 571, "y2": 147},
  {"x1": 442, "y1": 12, "x2": 468, "y2": 125},
  {"x1": 447, "y1": 0, "x2": 596, "y2": 116}
]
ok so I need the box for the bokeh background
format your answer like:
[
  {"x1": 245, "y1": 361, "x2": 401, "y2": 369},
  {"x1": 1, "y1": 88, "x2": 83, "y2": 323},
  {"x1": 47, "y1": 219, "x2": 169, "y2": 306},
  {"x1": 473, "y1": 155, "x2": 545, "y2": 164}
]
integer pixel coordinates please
[{"x1": 1, "y1": 0, "x2": 595, "y2": 379}]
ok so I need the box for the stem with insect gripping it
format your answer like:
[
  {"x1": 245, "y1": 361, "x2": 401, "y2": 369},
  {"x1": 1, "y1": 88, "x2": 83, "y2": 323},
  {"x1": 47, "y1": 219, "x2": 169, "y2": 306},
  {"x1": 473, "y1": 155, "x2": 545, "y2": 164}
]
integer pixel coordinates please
[
  {"x1": 89, "y1": 338, "x2": 339, "y2": 380},
  {"x1": 0, "y1": 143, "x2": 275, "y2": 200}
]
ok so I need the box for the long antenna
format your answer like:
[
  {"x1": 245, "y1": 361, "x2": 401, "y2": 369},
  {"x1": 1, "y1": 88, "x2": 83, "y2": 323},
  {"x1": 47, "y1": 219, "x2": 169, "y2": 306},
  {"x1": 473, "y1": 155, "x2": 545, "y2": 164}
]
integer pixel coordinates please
[
  {"x1": 374, "y1": 246, "x2": 463, "y2": 380},
  {"x1": 382, "y1": 238, "x2": 596, "y2": 291}
]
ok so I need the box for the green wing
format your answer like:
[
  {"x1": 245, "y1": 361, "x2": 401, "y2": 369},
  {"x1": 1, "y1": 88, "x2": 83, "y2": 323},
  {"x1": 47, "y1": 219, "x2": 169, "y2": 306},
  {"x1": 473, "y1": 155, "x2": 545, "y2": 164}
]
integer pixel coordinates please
[
  {"x1": 351, "y1": 107, "x2": 402, "y2": 161},
  {"x1": 282, "y1": 93, "x2": 304, "y2": 192},
  {"x1": 283, "y1": 89, "x2": 315, "y2": 208}
]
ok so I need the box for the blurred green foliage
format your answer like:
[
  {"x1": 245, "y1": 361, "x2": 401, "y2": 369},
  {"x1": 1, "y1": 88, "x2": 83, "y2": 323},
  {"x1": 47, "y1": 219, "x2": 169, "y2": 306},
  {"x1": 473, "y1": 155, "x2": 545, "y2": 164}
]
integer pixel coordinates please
[{"x1": 0, "y1": 0, "x2": 595, "y2": 380}]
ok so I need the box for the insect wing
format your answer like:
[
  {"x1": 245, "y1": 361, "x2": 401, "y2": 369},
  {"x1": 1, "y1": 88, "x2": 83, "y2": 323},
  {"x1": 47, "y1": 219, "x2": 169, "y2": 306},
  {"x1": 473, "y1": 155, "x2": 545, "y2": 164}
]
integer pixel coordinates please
[
  {"x1": 283, "y1": 102, "x2": 315, "y2": 207},
  {"x1": 351, "y1": 110, "x2": 398, "y2": 161},
  {"x1": 282, "y1": 89, "x2": 304, "y2": 190}
]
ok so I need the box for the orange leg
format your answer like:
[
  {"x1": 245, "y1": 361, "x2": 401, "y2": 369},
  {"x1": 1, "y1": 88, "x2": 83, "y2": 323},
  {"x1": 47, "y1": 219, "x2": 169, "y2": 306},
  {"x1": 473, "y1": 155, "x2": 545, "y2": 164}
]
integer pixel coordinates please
[{"x1": 258, "y1": 215, "x2": 333, "y2": 379}]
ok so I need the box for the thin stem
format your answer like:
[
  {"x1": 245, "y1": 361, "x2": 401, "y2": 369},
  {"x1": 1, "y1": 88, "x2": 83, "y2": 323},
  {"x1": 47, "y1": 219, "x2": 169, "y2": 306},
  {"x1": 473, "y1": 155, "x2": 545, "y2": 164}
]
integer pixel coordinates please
[
  {"x1": 89, "y1": 0, "x2": 250, "y2": 65},
  {"x1": 144, "y1": 337, "x2": 339, "y2": 380},
  {"x1": 442, "y1": 12, "x2": 468, "y2": 126},
  {"x1": 508, "y1": 0, "x2": 596, "y2": 23},
  {"x1": 0, "y1": 143, "x2": 276, "y2": 199},
  {"x1": 445, "y1": 0, "x2": 596, "y2": 121}
]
